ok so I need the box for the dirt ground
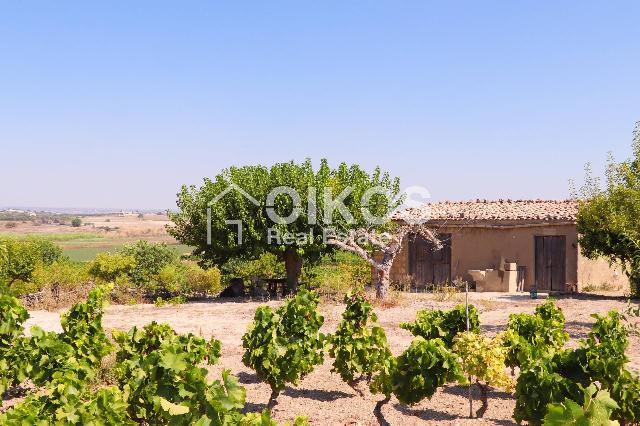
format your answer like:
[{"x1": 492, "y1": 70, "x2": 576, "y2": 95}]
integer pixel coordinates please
[{"x1": 17, "y1": 293, "x2": 640, "y2": 425}]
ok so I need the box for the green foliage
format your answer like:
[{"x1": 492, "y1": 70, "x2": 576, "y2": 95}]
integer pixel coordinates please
[
  {"x1": 400, "y1": 304, "x2": 480, "y2": 346},
  {"x1": 452, "y1": 331, "x2": 514, "y2": 392},
  {"x1": 71, "y1": 217, "x2": 82, "y2": 227},
  {"x1": 89, "y1": 252, "x2": 137, "y2": 282},
  {"x1": 168, "y1": 159, "x2": 402, "y2": 289},
  {"x1": 112, "y1": 321, "x2": 238, "y2": 424},
  {"x1": 221, "y1": 252, "x2": 285, "y2": 281},
  {"x1": 155, "y1": 261, "x2": 222, "y2": 296},
  {"x1": 304, "y1": 252, "x2": 371, "y2": 298},
  {"x1": 31, "y1": 259, "x2": 90, "y2": 290},
  {"x1": 370, "y1": 337, "x2": 465, "y2": 404},
  {"x1": 242, "y1": 288, "x2": 325, "y2": 396},
  {"x1": 576, "y1": 122, "x2": 640, "y2": 296},
  {"x1": 1, "y1": 366, "x2": 133, "y2": 425},
  {"x1": 0, "y1": 237, "x2": 63, "y2": 285},
  {"x1": 328, "y1": 293, "x2": 392, "y2": 384},
  {"x1": 503, "y1": 299, "x2": 569, "y2": 369},
  {"x1": 0, "y1": 292, "x2": 30, "y2": 394},
  {"x1": 119, "y1": 240, "x2": 179, "y2": 286},
  {"x1": 514, "y1": 309, "x2": 638, "y2": 425},
  {"x1": 543, "y1": 384, "x2": 620, "y2": 426}
]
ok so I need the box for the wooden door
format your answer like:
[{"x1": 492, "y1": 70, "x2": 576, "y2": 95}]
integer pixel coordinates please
[
  {"x1": 535, "y1": 236, "x2": 566, "y2": 291},
  {"x1": 409, "y1": 233, "x2": 451, "y2": 285}
]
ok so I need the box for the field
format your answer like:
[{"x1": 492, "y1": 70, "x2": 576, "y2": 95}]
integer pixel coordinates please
[
  {"x1": 18, "y1": 292, "x2": 640, "y2": 425},
  {"x1": 0, "y1": 213, "x2": 192, "y2": 261}
]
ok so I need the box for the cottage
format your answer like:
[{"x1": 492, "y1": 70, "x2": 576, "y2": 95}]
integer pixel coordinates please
[{"x1": 389, "y1": 199, "x2": 627, "y2": 293}]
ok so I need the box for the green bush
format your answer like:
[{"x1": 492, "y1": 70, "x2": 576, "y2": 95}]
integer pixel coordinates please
[
  {"x1": 370, "y1": 337, "x2": 465, "y2": 404},
  {"x1": 543, "y1": 383, "x2": 619, "y2": 425},
  {"x1": 0, "y1": 237, "x2": 64, "y2": 286},
  {"x1": 400, "y1": 304, "x2": 480, "y2": 347},
  {"x1": 304, "y1": 252, "x2": 370, "y2": 298},
  {"x1": 112, "y1": 322, "x2": 238, "y2": 424},
  {"x1": 328, "y1": 293, "x2": 392, "y2": 389},
  {"x1": 119, "y1": 241, "x2": 179, "y2": 286},
  {"x1": 89, "y1": 252, "x2": 137, "y2": 283},
  {"x1": 221, "y1": 252, "x2": 285, "y2": 282},
  {"x1": 503, "y1": 299, "x2": 569, "y2": 370},
  {"x1": 71, "y1": 217, "x2": 82, "y2": 227},
  {"x1": 155, "y1": 262, "x2": 222, "y2": 297},
  {"x1": 242, "y1": 288, "x2": 325, "y2": 407},
  {"x1": 32, "y1": 259, "x2": 90, "y2": 290}
]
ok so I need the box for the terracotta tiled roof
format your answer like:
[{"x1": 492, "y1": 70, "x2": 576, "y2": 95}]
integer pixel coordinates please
[{"x1": 395, "y1": 199, "x2": 578, "y2": 223}]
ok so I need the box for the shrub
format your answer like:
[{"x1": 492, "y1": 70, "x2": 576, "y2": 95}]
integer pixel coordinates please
[
  {"x1": 71, "y1": 217, "x2": 82, "y2": 227},
  {"x1": 221, "y1": 252, "x2": 285, "y2": 282},
  {"x1": 154, "y1": 262, "x2": 222, "y2": 297},
  {"x1": 328, "y1": 293, "x2": 392, "y2": 392},
  {"x1": 89, "y1": 252, "x2": 137, "y2": 283},
  {"x1": 452, "y1": 331, "x2": 515, "y2": 417},
  {"x1": 400, "y1": 304, "x2": 480, "y2": 347},
  {"x1": 0, "y1": 237, "x2": 63, "y2": 286},
  {"x1": 503, "y1": 299, "x2": 569, "y2": 369},
  {"x1": 31, "y1": 260, "x2": 90, "y2": 291},
  {"x1": 370, "y1": 336, "x2": 465, "y2": 420},
  {"x1": 119, "y1": 240, "x2": 178, "y2": 286},
  {"x1": 242, "y1": 288, "x2": 325, "y2": 408},
  {"x1": 0, "y1": 292, "x2": 30, "y2": 394},
  {"x1": 543, "y1": 383, "x2": 619, "y2": 426},
  {"x1": 112, "y1": 322, "x2": 241, "y2": 424},
  {"x1": 304, "y1": 252, "x2": 370, "y2": 299}
]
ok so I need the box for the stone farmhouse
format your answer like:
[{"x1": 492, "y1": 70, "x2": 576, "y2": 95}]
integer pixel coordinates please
[{"x1": 390, "y1": 199, "x2": 627, "y2": 293}]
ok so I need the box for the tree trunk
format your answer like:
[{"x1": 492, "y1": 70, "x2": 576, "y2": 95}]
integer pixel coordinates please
[
  {"x1": 284, "y1": 248, "x2": 302, "y2": 295},
  {"x1": 267, "y1": 389, "x2": 280, "y2": 410},
  {"x1": 475, "y1": 381, "x2": 489, "y2": 418},
  {"x1": 376, "y1": 268, "x2": 391, "y2": 300},
  {"x1": 373, "y1": 395, "x2": 391, "y2": 426}
]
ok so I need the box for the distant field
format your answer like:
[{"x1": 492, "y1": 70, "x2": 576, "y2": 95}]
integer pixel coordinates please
[
  {"x1": 1, "y1": 213, "x2": 194, "y2": 262},
  {"x1": 62, "y1": 243, "x2": 193, "y2": 262}
]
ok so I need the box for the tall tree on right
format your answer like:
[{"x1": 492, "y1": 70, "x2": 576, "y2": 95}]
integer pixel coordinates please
[{"x1": 576, "y1": 122, "x2": 640, "y2": 297}]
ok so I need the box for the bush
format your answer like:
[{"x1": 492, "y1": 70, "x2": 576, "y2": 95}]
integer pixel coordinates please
[
  {"x1": 119, "y1": 241, "x2": 178, "y2": 286},
  {"x1": 328, "y1": 293, "x2": 392, "y2": 391},
  {"x1": 453, "y1": 331, "x2": 515, "y2": 417},
  {"x1": 503, "y1": 299, "x2": 569, "y2": 370},
  {"x1": 221, "y1": 252, "x2": 285, "y2": 282},
  {"x1": 304, "y1": 252, "x2": 370, "y2": 299},
  {"x1": 32, "y1": 260, "x2": 90, "y2": 291},
  {"x1": 242, "y1": 288, "x2": 325, "y2": 408},
  {"x1": 400, "y1": 304, "x2": 480, "y2": 347},
  {"x1": 112, "y1": 322, "x2": 237, "y2": 424},
  {"x1": 154, "y1": 262, "x2": 222, "y2": 297},
  {"x1": 71, "y1": 217, "x2": 82, "y2": 227},
  {"x1": 543, "y1": 383, "x2": 619, "y2": 425},
  {"x1": 0, "y1": 237, "x2": 64, "y2": 286},
  {"x1": 89, "y1": 252, "x2": 137, "y2": 283},
  {"x1": 370, "y1": 336, "x2": 465, "y2": 405}
]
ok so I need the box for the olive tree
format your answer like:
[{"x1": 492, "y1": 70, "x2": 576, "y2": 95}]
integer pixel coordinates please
[
  {"x1": 168, "y1": 159, "x2": 401, "y2": 293},
  {"x1": 576, "y1": 122, "x2": 640, "y2": 297}
]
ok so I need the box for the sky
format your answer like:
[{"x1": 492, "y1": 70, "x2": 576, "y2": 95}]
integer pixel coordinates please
[{"x1": 0, "y1": 1, "x2": 639, "y2": 210}]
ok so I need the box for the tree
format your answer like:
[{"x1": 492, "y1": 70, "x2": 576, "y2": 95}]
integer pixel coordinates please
[
  {"x1": 168, "y1": 159, "x2": 401, "y2": 293},
  {"x1": 576, "y1": 122, "x2": 640, "y2": 297},
  {"x1": 327, "y1": 225, "x2": 439, "y2": 299},
  {"x1": 71, "y1": 217, "x2": 82, "y2": 227}
]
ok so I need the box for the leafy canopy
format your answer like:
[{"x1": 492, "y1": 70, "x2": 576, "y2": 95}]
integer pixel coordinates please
[
  {"x1": 576, "y1": 122, "x2": 640, "y2": 296},
  {"x1": 168, "y1": 159, "x2": 401, "y2": 266}
]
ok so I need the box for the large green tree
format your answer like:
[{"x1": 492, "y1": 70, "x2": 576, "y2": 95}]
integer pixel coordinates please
[
  {"x1": 168, "y1": 159, "x2": 401, "y2": 292},
  {"x1": 577, "y1": 122, "x2": 640, "y2": 297}
]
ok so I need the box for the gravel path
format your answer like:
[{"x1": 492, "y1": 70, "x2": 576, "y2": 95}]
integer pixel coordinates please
[{"x1": 16, "y1": 293, "x2": 640, "y2": 425}]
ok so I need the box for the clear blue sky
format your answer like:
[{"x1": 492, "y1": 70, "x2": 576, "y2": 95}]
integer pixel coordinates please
[{"x1": 1, "y1": 2, "x2": 638, "y2": 210}]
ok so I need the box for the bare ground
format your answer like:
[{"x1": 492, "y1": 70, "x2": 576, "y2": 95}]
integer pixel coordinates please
[{"x1": 17, "y1": 293, "x2": 640, "y2": 425}]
